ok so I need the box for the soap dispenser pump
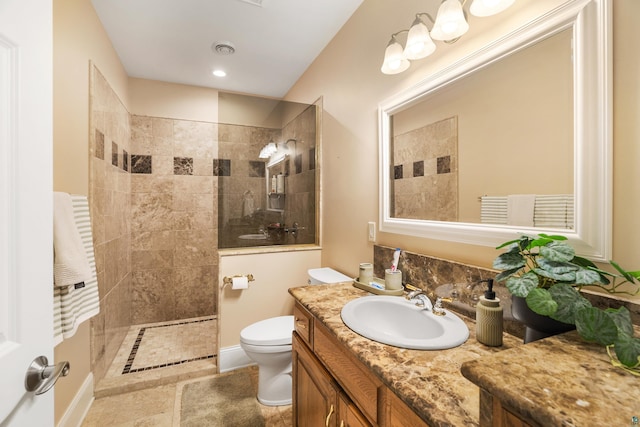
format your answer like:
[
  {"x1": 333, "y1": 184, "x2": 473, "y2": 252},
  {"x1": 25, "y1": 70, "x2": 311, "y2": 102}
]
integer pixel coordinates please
[{"x1": 475, "y1": 279, "x2": 503, "y2": 347}]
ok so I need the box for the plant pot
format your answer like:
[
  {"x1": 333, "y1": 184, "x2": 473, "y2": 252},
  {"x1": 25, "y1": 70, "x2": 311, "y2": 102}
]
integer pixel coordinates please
[{"x1": 511, "y1": 295, "x2": 575, "y2": 343}]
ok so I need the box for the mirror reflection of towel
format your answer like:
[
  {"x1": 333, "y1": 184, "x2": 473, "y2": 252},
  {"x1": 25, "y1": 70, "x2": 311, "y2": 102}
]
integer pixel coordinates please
[
  {"x1": 242, "y1": 191, "x2": 255, "y2": 217},
  {"x1": 507, "y1": 194, "x2": 535, "y2": 226}
]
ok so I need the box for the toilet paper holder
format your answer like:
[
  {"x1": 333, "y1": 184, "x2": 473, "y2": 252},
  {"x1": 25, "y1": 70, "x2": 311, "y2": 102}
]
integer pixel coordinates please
[{"x1": 222, "y1": 274, "x2": 255, "y2": 288}]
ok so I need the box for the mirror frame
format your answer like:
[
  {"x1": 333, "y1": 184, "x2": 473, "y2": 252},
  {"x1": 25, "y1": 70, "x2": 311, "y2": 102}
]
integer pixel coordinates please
[{"x1": 378, "y1": 0, "x2": 611, "y2": 261}]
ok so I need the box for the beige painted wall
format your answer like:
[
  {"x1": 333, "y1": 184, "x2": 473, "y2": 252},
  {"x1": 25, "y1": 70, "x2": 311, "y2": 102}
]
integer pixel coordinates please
[
  {"x1": 219, "y1": 249, "x2": 321, "y2": 348},
  {"x1": 128, "y1": 78, "x2": 219, "y2": 122},
  {"x1": 53, "y1": 0, "x2": 129, "y2": 424},
  {"x1": 286, "y1": 0, "x2": 640, "y2": 278}
]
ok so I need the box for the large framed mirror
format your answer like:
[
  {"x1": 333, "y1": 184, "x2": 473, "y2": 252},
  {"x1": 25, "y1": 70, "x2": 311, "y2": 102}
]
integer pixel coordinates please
[{"x1": 379, "y1": 0, "x2": 611, "y2": 261}]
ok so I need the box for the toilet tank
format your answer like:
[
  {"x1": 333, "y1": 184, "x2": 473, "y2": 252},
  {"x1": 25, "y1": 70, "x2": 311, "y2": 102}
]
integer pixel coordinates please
[{"x1": 308, "y1": 267, "x2": 352, "y2": 285}]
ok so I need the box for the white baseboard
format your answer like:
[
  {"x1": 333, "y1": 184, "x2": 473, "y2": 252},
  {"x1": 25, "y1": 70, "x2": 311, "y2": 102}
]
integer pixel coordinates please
[
  {"x1": 219, "y1": 345, "x2": 255, "y2": 373},
  {"x1": 56, "y1": 373, "x2": 94, "y2": 427}
]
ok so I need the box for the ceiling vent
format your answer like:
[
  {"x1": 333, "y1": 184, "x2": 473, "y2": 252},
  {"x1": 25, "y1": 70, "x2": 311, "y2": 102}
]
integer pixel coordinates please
[{"x1": 212, "y1": 41, "x2": 236, "y2": 55}]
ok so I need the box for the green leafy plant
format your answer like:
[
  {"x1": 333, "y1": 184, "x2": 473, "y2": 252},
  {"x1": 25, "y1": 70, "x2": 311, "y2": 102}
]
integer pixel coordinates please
[{"x1": 493, "y1": 233, "x2": 640, "y2": 374}]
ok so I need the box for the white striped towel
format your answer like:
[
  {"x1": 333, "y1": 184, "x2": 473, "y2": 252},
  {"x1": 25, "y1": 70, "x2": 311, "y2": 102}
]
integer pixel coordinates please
[
  {"x1": 53, "y1": 194, "x2": 100, "y2": 345},
  {"x1": 54, "y1": 192, "x2": 92, "y2": 287}
]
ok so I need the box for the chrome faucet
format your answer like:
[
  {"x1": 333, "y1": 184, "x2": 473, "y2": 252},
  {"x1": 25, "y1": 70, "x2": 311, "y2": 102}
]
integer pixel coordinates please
[{"x1": 406, "y1": 289, "x2": 433, "y2": 311}]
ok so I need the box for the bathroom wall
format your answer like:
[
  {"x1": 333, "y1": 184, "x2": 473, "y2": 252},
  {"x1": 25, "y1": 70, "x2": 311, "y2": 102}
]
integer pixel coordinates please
[
  {"x1": 88, "y1": 65, "x2": 133, "y2": 384},
  {"x1": 285, "y1": 0, "x2": 640, "y2": 285},
  {"x1": 129, "y1": 115, "x2": 218, "y2": 324},
  {"x1": 219, "y1": 248, "x2": 322, "y2": 349}
]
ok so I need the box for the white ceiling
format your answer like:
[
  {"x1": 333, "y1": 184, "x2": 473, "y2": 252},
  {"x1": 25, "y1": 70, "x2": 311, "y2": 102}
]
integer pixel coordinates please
[{"x1": 91, "y1": 0, "x2": 364, "y2": 98}]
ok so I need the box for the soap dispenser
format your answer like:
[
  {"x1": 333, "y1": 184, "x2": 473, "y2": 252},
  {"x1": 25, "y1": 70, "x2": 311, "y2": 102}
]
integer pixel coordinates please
[{"x1": 475, "y1": 279, "x2": 503, "y2": 346}]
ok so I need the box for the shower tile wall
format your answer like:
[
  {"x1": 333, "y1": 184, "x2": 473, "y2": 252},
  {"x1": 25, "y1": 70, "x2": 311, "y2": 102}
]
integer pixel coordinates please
[
  {"x1": 282, "y1": 105, "x2": 316, "y2": 244},
  {"x1": 130, "y1": 116, "x2": 218, "y2": 324},
  {"x1": 392, "y1": 116, "x2": 458, "y2": 221},
  {"x1": 217, "y1": 124, "x2": 280, "y2": 234},
  {"x1": 89, "y1": 65, "x2": 133, "y2": 383}
]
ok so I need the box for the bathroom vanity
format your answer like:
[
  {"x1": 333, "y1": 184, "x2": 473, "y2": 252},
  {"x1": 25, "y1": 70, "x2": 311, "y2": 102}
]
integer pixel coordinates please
[
  {"x1": 289, "y1": 282, "x2": 522, "y2": 426},
  {"x1": 290, "y1": 282, "x2": 640, "y2": 426}
]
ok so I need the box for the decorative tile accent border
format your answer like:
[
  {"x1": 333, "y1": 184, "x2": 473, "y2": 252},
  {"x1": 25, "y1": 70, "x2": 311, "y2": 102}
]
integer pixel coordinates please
[
  {"x1": 111, "y1": 142, "x2": 118, "y2": 167},
  {"x1": 123, "y1": 149, "x2": 129, "y2": 172},
  {"x1": 309, "y1": 148, "x2": 316, "y2": 170},
  {"x1": 248, "y1": 161, "x2": 265, "y2": 178},
  {"x1": 213, "y1": 158, "x2": 231, "y2": 176},
  {"x1": 131, "y1": 155, "x2": 152, "y2": 174},
  {"x1": 122, "y1": 317, "x2": 216, "y2": 375},
  {"x1": 174, "y1": 157, "x2": 194, "y2": 175},
  {"x1": 295, "y1": 154, "x2": 302, "y2": 174},
  {"x1": 437, "y1": 155, "x2": 451, "y2": 174},
  {"x1": 394, "y1": 165, "x2": 403, "y2": 179},
  {"x1": 95, "y1": 130, "x2": 104, "y2": 160},
  {"x1": 413, "y1": 160, "x2": 424, "y2": 177}
]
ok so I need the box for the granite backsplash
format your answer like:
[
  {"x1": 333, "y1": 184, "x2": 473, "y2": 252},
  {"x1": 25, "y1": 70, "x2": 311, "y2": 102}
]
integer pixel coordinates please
[{"x1": 373, "y1": 244, "x2": 640, "y2": 338}]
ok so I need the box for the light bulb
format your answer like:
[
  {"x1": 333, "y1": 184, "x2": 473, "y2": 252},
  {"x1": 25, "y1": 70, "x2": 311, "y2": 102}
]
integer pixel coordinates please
[{"x1": 431, "y1": 0, "x2": 469, "y2": 41}]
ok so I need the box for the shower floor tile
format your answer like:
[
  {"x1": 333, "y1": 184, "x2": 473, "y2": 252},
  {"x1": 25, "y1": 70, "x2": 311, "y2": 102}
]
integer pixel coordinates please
[
  {"x1": 124, "y1": 317, "x2": 215, "y2": 373},
  {"x1": 95, "y1": 316, "x2": 218, "y2": 398}
]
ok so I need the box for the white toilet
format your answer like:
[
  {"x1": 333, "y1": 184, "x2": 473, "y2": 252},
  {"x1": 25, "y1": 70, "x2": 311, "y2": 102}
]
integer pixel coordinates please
[{"x1": 239, "y1": 267, "x2": 352, "y2": 406}]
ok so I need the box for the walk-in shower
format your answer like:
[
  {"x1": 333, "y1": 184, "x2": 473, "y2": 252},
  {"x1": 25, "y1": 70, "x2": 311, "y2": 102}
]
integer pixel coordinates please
[{"x1": 88, "y1": 64, "x2": 319, "y2": 395}]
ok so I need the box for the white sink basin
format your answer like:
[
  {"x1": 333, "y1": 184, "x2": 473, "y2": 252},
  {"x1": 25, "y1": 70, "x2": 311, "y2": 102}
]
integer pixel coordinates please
[
  {"x1": 238, "y1": 234, "x2": 267, "y2": 240},
  {"x1": 340, "y1": 295, "x2": 469, "y2": 350}
]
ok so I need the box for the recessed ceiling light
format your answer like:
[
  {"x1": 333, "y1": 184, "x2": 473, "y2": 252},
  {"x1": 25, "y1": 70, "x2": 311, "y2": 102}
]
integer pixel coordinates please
[{"x1": 212, "y1": 69, "x2": 227, "y2": 77}]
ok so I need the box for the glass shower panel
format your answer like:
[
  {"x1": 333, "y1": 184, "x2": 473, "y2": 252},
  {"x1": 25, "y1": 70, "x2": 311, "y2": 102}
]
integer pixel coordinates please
[{"x1": 217, "y1": 93, "x2": 317, "y2": 249}]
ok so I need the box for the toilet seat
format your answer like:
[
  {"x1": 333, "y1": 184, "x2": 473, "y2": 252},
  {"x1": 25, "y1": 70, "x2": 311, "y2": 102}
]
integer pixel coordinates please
[{"x1": 240, "y1": 315, "x2": 294, "y2": 346}]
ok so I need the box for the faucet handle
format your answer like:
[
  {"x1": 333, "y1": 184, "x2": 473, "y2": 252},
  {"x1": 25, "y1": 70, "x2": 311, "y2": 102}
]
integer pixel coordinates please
[{"x1": 433, "y1": 297, "x2": 453, "y2": 316}]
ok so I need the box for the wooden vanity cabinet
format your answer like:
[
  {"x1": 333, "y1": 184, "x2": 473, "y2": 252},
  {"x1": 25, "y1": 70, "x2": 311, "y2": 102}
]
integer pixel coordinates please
[
  {"x1": 479, "y1": 389, "x2": 537, "y2": 427},
  {"x1": 292, "y1": 301, "x2": 429, "y2": 427},
  {"x1": 293, "y1": 332, "x2": 370, "y2": 427}
]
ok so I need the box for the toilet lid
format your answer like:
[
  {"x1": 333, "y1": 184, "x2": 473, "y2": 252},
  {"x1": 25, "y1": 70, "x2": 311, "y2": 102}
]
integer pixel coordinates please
[{"x1": 240, "y1": 315, "x2": 294, "y2": 346}]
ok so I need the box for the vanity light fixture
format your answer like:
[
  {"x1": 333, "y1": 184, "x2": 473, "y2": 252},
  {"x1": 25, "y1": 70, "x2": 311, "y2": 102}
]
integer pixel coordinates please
[
  {"x1": 258, "y1": 141, "x2": 278, "y2": 159},
  {"x1": 381, "y1": 0, "x2": 515, "y2": 75},
  {"x1": 259, "y1": 139, "x2": 298, "y2": 160}
]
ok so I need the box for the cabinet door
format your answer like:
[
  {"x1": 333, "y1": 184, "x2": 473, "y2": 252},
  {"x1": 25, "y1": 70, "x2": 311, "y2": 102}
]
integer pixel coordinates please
[
  {"x1": 293, "y1": 333, "x2": 339, "y2": 427},
  {"x1": 338, "y1": 391, "x2": 372, "y2": 427}
]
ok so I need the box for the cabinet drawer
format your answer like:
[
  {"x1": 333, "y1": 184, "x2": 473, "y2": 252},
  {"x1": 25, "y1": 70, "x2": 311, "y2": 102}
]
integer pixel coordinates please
[
  {"x1": 313, "y1": 320, "x2": 383, "y2": 425},
  {"x1": 294, "y1": 302, "x2": 313, "y2": 347}
]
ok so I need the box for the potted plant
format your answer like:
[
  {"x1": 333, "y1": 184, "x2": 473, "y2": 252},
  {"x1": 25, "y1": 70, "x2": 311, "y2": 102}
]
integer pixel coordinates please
[{"x1": 493, "y1": 233, "x2": 640, "y2": 375}]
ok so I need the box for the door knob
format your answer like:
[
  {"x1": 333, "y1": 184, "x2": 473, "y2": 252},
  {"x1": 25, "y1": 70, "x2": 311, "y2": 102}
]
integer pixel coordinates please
[{"x1": 24, "y1": 356, "x2": 70, "y2": 395}]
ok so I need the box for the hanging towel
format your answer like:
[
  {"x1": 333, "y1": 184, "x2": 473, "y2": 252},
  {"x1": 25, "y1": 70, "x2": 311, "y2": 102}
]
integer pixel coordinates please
[
  {"x1": 507, "y1": 194, "x2": 535, "y2": 227},
  {"x1": 54, "y1": 192, "x2": 92, "y2": 287},
  {"x1": 480, "y1": 196, "x2": 508, "y2": 225},
  {"x1": 242, "y1": 190, "x2": 255, "y2": 217},
  {"x1": 53, "y1": 194, "x2": 100, "y2": 345},
  {"x1": 534, "y1": 194, "x2": 574, "y2": 229}
]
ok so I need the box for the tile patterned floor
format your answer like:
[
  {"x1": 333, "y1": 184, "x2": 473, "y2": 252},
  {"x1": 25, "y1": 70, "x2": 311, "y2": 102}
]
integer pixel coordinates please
[
  {"x1": 82, "y1": 367, "x2": 292, "y2": 427},
  {"x1": 95, "y1": 317, "x2": 218, "y2": 398},
  {"x1": 84, "y1": 317, "x2": 292, "y2": 426}
]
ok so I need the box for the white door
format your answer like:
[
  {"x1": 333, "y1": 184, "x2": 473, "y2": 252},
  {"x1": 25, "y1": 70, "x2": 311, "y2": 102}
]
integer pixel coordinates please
[{"x1": 0, "y1": 0, "x2": 55, "y2": 425}]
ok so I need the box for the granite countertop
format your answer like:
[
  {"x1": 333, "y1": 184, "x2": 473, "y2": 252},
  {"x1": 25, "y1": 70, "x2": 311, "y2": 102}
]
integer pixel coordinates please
[
  {"x1": 461, "y1": 331, "x2": 640, "y2": 426},
  {"x1": 289, "y1": 282, "x2": 523, "y2": 426}
]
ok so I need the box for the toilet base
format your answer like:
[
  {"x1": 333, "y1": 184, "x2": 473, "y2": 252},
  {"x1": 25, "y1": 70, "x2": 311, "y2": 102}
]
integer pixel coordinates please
[{"x1": 256, "y1": 363, "x2": 292, "y2": 406}]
